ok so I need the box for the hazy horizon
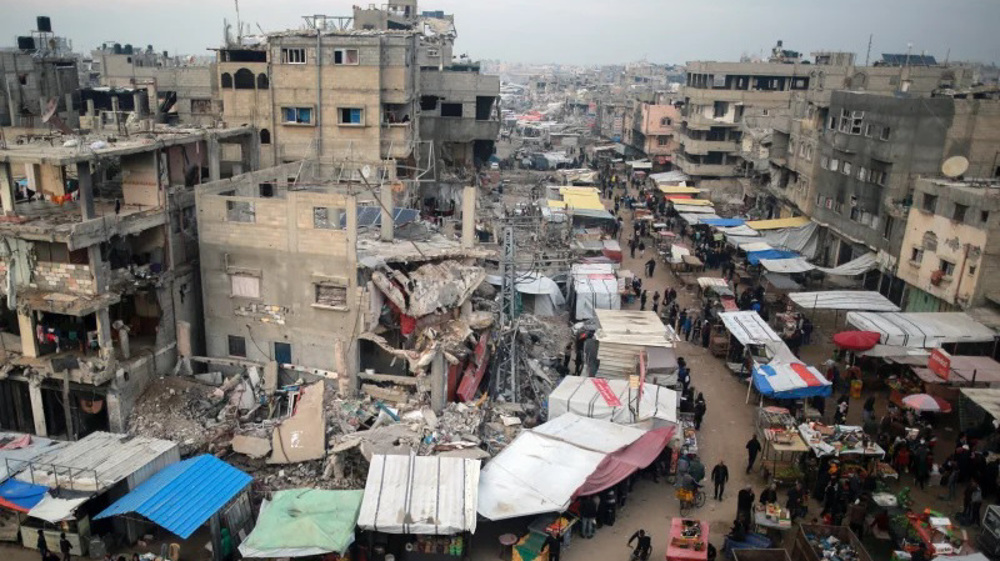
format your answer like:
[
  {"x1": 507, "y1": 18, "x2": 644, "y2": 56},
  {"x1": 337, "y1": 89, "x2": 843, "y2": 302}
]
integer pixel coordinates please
[{"x1": 2, "y1": 0, "x2": 998, "y2": 66}]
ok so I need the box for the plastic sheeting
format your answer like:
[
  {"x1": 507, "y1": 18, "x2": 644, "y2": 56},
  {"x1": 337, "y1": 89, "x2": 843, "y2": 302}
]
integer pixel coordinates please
[
  {"x1": 846, "y1": 312, "x2": 997, "y2": 348},
  {"x1": 818, "y1": 253, "x2": 878, "y2": 276},
  {"x1": 719, "y1": 311, "x2": 783, "y2": 346},
  {"x1": 486, "y1": 272, "x2": 566, "y2": 316},
  {"x1": 574, "y1": 426, "x2": 675, "y2": 497},
  {"x1": 760, "y1": 221, "x2": 819, "y2": 259},
  {"x1": 548, "y1": 377, "x2": 678, "y2": 426},
  {"x1": 239, "y1": 490, "x2": 363, "y2": 557},
  {"x1": 700, "y1": 218, "x2": 745, "y2": 227},
  {"x1": 747, "y1": 249, "x2": 798, "y2": 265},
  {"x1": 759, "y1": 252, "x2": 878, "y2": 276},
  {"x1": 746, "y1": 216, "x2": 811, "y2": 230},
  {"x1": 678, "y1": 213, "x2": 721, "y2": 224},
  {"x1": 477, "y1": 414, "x2": 646, "y2": 521},
  {"x1": 0, "y1": 479, "x2": 47, "y2": 512},
  {"x1": 788, "y1": 291, "x2": 900, "y2": 312},
  {"x1": 759, "y1": 257, "x2": 814, "y2": 274},
  {"x1": 358, "y1": 455, "x2": 479, "y2": 535},
  {"x1": 28, "y1": 495, "x2": 88, "y2": 523},
  {"x1": 719, "y1": 225, "x2": 761, "y2": 237},
  {"x1": 673, "y1": 204, "x2": 716, "y2": 214},
  {"x1": 753, "y1": 362, "x2": 832, "y2": 399}
]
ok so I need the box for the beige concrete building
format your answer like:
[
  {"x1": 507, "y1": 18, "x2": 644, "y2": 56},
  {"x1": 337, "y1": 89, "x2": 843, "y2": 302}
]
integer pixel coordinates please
[
  {"x1": 897, "y1": 177, "x2": 1000, "y2": 313},
  {"x1": 0, "y1": 124, "x2": 255, "y2": 437},
  {"x1": 624, "y1": 92, "x2": 680, "y2": 169}
]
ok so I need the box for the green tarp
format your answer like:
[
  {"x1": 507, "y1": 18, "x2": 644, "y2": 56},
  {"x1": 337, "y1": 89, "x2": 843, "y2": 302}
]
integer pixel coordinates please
[{"x1": 239, "y1": 489, "x2": 364, "y2": 558}]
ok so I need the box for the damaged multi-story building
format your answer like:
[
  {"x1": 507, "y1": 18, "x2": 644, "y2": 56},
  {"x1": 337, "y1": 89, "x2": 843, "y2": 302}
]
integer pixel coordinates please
[
  {"x1": 623, "y1": 91, "x2": 681, "y2": 171},
  {"x1": 0, "y1": 17, "x2": 80, "y2": 129},
  {"x1": 195, "y1": 161, "x2": 491, "y2": 409},
  {"x1": 0, "y1": 122, "x2": 257, "y2": 438}
]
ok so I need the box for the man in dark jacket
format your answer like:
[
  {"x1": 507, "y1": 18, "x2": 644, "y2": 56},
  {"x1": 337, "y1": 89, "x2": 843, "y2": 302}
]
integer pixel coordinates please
[
  {"x1": 59, "y1": 533, "x2": 71, "y2": 561},
  {"x1": 36, "y1": 530, "x2": 48, "y2": 561},
  {"x1": 746, "y1": 435, "x2": 762, "y2": 474},
  {"x1": 711, "y1": 460, "x2": 729, "y2": 500},
  {"x1": 737, "y1": 486, "x2": 755, "y2": 526},
  {"x1": 544, "y1": 530, "x2": 562, "y2": 561},
  {"x1": 580, "y1": 496, "x2": 598, "y2": 538}
]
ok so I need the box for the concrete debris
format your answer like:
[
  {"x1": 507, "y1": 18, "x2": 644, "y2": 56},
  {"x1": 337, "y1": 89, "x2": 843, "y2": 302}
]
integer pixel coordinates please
[{"x1": 231, "y1": 434, "x2": 272, "y2": 459}]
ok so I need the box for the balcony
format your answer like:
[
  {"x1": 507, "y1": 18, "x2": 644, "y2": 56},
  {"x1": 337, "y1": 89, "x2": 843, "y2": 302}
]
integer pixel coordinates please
[
  {"x1": 684, "y1": 87, "x2": 794, "y2": 105},
  {"x1": 381, "y1": 123, "x2": 414, "y2": 159},
  {"x1": 675, "y1": 156, "x2": 735, "y2": 177},
  {"x1": 683, "y1": 113, "x2": 738, "y2": 131},
  {"x1": 419, "y1": 116, "x2": 500, "y2": 144},
  {"x1": 680, "y1": 137, "x2": 737, "y2": 156}
]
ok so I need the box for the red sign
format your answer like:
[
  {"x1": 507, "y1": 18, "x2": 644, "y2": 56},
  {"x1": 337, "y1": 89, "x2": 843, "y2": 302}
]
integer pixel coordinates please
[
  {"x1": 929, "y1": 348, "x2": 952, "y2": 381},
  {"x1": 591, "y1": 378, "x2": 622, "y2": 407}
]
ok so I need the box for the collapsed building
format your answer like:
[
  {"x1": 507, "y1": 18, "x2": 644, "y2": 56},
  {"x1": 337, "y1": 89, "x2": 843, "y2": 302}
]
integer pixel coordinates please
[{"x1": 0, "y1": 124, "x2": 257, "y2": 438}]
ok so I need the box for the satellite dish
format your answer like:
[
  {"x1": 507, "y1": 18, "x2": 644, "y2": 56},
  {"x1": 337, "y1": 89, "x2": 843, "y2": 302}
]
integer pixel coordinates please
[
  {"x1": 361, "y1": 165, "x2": 372, "y2": 179},
  {"x1": 942, "y1": 156, "x2": 969, "y2": 178}
]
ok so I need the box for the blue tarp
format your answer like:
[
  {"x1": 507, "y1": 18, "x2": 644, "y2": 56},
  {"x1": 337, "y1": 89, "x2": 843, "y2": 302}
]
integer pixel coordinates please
[
  {"x1": 94, "y1": 455, "x2": 252, "y2": 539},
  {"x1": 700, "y1": 218, "x2": 745, "y2": 227},
  {"x1": 0, "y1": 478, "x2": 48, "y2": 512},
  {"x1": 746, "y1": 249, "x2": 798, "y2": 265},
  {"x1": 753, "y1": 362, "x2": 833, "y2": 399}
]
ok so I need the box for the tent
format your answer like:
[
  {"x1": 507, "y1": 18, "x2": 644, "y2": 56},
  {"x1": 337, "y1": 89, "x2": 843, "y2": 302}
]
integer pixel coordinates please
[
  {"x1": 486, "y1": 272, "x2": 566, "y2": 316},
  {"x1": 571, "y1": 264, "x2": 620, "y2": 320},
  {"x1": 845, "y1": 312, "x2": 997, "y2": 348},
  {"x1": 789, "y1": 291, "x2": 900, "y2": 312},
  {"x1": 239, "y1": 490, "x2": 364, "y2": 558},
  {"x1": 719, "y1": 311, "x2": 784, "y2": 347},
  {"x1": 759, "y1": 257, "x2": 814, "y2": 274},
  {"x1": 747, "y1": 249, "x2": 798, "y2": 265},
  {"x1": 478, "y1": 414, "x2": 663, "y2": 521},
  {"x1": 548, "y1": 377, "x2": 678, "y2": 426},
  {"x1": 752, "y1": 361, "x2": 832, "y2": 399},
  {"x1": 358, "y1": 455, "x2": 479, "y2": 535}
]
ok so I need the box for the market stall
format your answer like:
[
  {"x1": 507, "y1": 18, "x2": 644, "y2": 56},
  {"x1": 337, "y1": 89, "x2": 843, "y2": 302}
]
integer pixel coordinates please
[
  {"x1": 976, "y1": 504, "x2": 1000, "y2": 558},
  {"x1": 845, "y1": 312, "x2": 996, "y2": 348},
  {"x1": 239, "y1": 489, "x2": 363, "y2": 559},
  {"x1": 719, "y1": 311, "x2": 784, "y2": 368},
  {"x1": 754, "y1": 407, "x2": 809, "y2": 485},
  {"x1": 789, "y1": 524, "x2": 873, "y2": 561},
  {"x1": 358, "y1": 455, "x2": 480, "y2": 561},
  {"x1": 547, "y1": 376, "x2": 678, "y2": 428},
  {"x1": 798, "y1": 423, "x2": 885, "y2": 458},
  {"x1": 666, "y1": 519, "x2": 709, "y2": 561},
  {"x1": 893, "y1": 509, "x2": 970, "y2": 557}
]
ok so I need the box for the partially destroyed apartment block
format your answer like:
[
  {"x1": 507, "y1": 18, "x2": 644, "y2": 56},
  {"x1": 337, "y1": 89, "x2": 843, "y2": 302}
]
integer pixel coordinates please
[
  {"x1": 196, "y1": 161, "x2": 492, "y2": 410},
  {"x1": 0, "y1": 124, "x2": 257, "y2": 438}
]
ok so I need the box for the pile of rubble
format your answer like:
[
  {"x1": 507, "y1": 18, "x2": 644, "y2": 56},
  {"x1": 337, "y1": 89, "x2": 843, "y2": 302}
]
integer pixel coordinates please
[{"x1": 128, "y1": 376, "x2": 231, "y2": 456}]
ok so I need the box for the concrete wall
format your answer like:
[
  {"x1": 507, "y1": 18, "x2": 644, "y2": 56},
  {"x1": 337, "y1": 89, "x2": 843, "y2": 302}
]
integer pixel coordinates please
[{"x1": 0, "y1": 52, "x2": 79, "y2": 127}]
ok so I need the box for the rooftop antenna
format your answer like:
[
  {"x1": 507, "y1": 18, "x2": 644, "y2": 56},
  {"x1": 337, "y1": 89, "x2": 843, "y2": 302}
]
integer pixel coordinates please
[
  {"x1": 864, "y1": 33, "x2": 872, "y2": 66},
  {"x1": 234, "y1": 0, "x2": 243, "y2": 44}
]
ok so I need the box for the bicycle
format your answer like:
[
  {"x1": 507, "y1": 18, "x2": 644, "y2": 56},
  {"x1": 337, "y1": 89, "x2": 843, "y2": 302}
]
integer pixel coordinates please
[
  {"x1": 676, "y1": 487, "x2": 706, "y2": 517},
  {"x1": 627, "y1": 545, "x2": 651, "y2": 561}
]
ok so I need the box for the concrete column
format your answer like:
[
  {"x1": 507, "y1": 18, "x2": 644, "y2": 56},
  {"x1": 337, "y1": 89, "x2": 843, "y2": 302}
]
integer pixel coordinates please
[
  {"x1": 461, "y1": 185, "x2": 476, "y2": 248},
  {"x1": 88, "y1": 245, "x2": 108, "y2": 297},
  {"x1": 207, "y1": 138, "x2": 221, "y2": 182},
  {"x1": 380, "y1": 184, "x2": 394, "y2": 242},
  {"x1": 132, "y1": 91, "x2": 146, "y2": 118},
  {"x1": 105, "y1": 392, "x2": 123, "y2": 432},
  {"x1": 0, "y1": 163, "x2": 16, "y2": 215},
  {"x1": 64, "y1": 93, "x2": 78, "y2": 130},
  {"x1": 18, "y1": 311, "x2": 39, "y2": 358},
  {"x1": 76, "y1": 161, "x2": 95, "y2": 220},
  {"x1": 430, "y1": 349, "x2": 446, "y2": 413},
  {"x1": 86, "y1": 99, "x2": 95, "y2": 117},
  {"x1": 25, "y1": 164, "x2": 40, "y2": 195},
  {"x1": 28, "y1": 378, "x2": 47, "y2": 437},
  {"x1": 95, "y1": 307, "x2": 114, "y2": 360},
  {"x1": 111, "y1": 96, "x2": 121, "y2": 132},
  {"x1": 241, "y1": 134, "x2": 260, "y2": 172}
]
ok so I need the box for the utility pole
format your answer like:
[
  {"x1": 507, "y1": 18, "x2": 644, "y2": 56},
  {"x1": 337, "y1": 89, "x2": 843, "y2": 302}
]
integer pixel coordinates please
[
  {"x1": 491, "y1": 225, "x2": 519, "y2": 402},
  {"x1": 864, "y1": 34, "x2": 873, "y2": 67}
]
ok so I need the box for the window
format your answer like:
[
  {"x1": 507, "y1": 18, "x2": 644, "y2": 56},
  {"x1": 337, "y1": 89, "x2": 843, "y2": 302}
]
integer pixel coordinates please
[
  {"x1": 970, "y1": 265, "x2": 978, "y2": 276},
  {"x1": 922, "y1": 193, "x2": 938, "y2": 213},
  {"x1": 865, "y1": 123, "x2": 874, "y2": 137},
  {"x1": 880, "y1": 126, "x2": 891, "y2": 141},
  {"x1": 274, "y1": 342, "x2": 292, "y2": 364},
  {"x1": 858, "y1": 167, "x2": 868, "y2": 182},
  {"x1": 713, "y1": 101, "x2": 727, "y2": 118},
  {"x1": 657, "y1": 136, "x2": 670, "y2": 146},
  {"x1": 260, "y1": 128, "x2": 271, "y2": 145},
  {"x1": 805, "y1": 145, "x2": 813, "y2": 161},
  {"x1": 440, "y1": 103, "x2": 463, "y2": 117},
  {"x1": 821, "y1": 155, "x2": 829, "y2": 170},
  {"x1": 315, "y1": 283, "x2": 348, "y2": 309},
  {"x1": 953, "y1": 203, "x2": 968, "y2": 222},
  {"x1": 333, "y1": 49, "x2": 359, "y2": 65},
  {"x1": 842, "y1": 162, "x2": 852, "y2": 175},
  {"x1": 883, "y1": 216, "x2": 894, "y2": 240},
  {"x1": 230, "y1": 274, "x2": 260, "y2": 298},
  {"x1": 830, "y1": 158, "x2": 840, "y2": 172},
  {"x1": 281, "y1": 48, "x2": 306, "y2": 64},
  {"x1": 234, "y1": 68, "x2": 255, "y2": 89},
  {"x1": 660, "y1": 117, "x2": 672, "y2": 126},
  {"x1": 221, "y1": 73, "x2": 233, "y2": 88},
  {"x1": 872, "y1": 169, "x2": 888, "y2": 186},
  {"x1": 982, "y1": 210, "x2": 991, "y2": 223},
  {"x1": 282, "y1": 107, "x2": 313, "y2": 124},
  {"x1": 227, "y1": 200, "x2": 256, "y2": 223},
  {"x1": 257, "y1": 73, "x2": 269, "y2": 89},
  {"x1": 426, "y1": 48, "x2": 440, "y2": 57},
  {"x1": 228, "y1": 335, "x2": 247, "y2": 357},
  {"x1": 940, "y1": 259, "x2": 956, "y2": 276},
  {"x1": 313, "y1": 207, "x2": 345, "y2": 230},
  {"x1": 259, "y1": 183, "x2": 275, "y2": 198},
  {"x1": 827, "y1": 115, "x2": 837, "y2": 130},
  {"x1": 191, "y1": 99, "x2": 213, "y2": 114},
  {"x1": 17, "y1": 74, "x2": 27, "y2": 86},
  {"x1": 761, "y1": 109, "x2": 770, "y2": 117},
  {"x1": 850, "y1": 111, "x2": 864, "y2": 135},
  {"x1": 838, "y1": 109, "x2": 851, "y2": 133},
  {"x1": 420, "y1": 95, "x2": 439, "y2": 111},
  {"x1": 338, "y1": 107, "x2": 364, "y2": 125},
  {"x1": 911, "y1": 247, "x2": 924, "y2": 263}
]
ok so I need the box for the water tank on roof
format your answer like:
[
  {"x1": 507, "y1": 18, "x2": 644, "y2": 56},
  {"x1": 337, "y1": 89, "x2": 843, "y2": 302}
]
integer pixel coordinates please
[
  {"x1": 123, "y1": 44, "x2": 133, "y2": 55},
  {"x1": 17, "y1": 36, "x2": 36, "y2": 51},
  {"x1": 113, "y1": 43, "x2": 122, "y2": 54},
  {"x1": 36, "y1": 16, "x2": 51, "y2": 33}
]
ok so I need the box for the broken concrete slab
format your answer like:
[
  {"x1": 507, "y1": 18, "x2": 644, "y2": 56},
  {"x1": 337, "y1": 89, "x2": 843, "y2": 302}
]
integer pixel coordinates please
[
  {"x1": 268, "y1": 381, "x2": 326, "y2": 464},
  {"x1": 194, "y1": 372, "x2": 223, "y2": 386},
  {"x1": 232, "y1": 434, "x2": 272, "y2": 459}
]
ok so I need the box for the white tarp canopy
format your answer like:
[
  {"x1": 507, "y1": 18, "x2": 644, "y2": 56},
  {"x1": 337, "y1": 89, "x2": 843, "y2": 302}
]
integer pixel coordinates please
[
  {"x1": 719, "y1": 311, "x2": 783, "y2": 346},
  {"x1": 759, "y1": 253, "x2": 879, "y2": 276},
  {"x1": 477, "y1": 414, "x2": 645, "y2": 521},
  {"x1": 28, "y1": 495, "x2": 89, "y2": 523},
  {"x1": 486, "y1": 272, "x2": 566, "y2": 316},
  {"x1": 759, "y1": 257, "x2": 814, "y2": 274},
  {"x1": 741, "y1": 241, "x2": 774, "y2": 253},
  {"x1": 358, "y1": 455, "x2": 480, "y2": 535},
  {"x1": 719, "y1": 225, "x2": 760, "y2": 237},
  {"x1": 761, "y1": 221, "x2": 820, "y2": 259},
  {"x1": 818, "y1": 253, "x2": 878, "y2": 276},
  {"x1": 678, "y1": 213, "x2": 721, "y2": 224},
  {"x1": 788, "y1": 291, "x2": 900, "y2": 312},
  {"x1": 626, "y1": 160, "x2": 653, "y2": 170},
  {"x1": 572, "y1": 264, "x2": 620, "y2": 320},
  {"x1": 673, "y1": 204, "x2": 716, "y2": 214},
  {"x1": 697, "y1": 277, "x2": 729, "y2": 289},
  {"x1": 845, "y1": 312, "x2": 997, "y2": 348},
  {"x1": 548, "y1": 377, "x2": 677, "y2": 426},
  {"x1": 650, "y1": 171, "x2": 689, "y2": 184}
]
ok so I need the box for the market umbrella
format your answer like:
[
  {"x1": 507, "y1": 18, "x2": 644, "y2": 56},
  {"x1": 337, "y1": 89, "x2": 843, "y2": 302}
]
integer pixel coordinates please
[
  {"x1": 832, "y1": 330, "x2": 881, "y2": 352},
  {"x1": 902, "y1": 393, "x2": 953, "y2": 414}
]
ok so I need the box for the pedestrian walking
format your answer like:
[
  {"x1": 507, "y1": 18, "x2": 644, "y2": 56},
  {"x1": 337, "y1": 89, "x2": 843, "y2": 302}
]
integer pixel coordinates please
[
  {"x1": 580, "y1": 496, "x2": 598, "y2": 538},
  {"x1": 694, "y1": 393, "x2": 707, "y2": 430},
  {"x1": 737, "y1": 486, "x2": 754, "y2": 524},
  {"x1": 639, "y1": 240, "x2": 646, "y2": 258},
  {"x1": 711, "y1": 460, "x2": 729, "y2": 500},
  {"x1": 640, "y1": 290, "x2": 648, "y2": 311},
  {"x1": 645, "y1": 258, "x2": 656, "y2": 277},
  {"x1": 545, "y1": 530, "x2": 562, "y2": 561},
  {"x1": 59, "y1": 534, "x2": 71, "y2": 561},
  {"x1": 36, "y1": 530, "x2": 48, "y2": 561},
  {"x1": 746, "y1": 435, "x2": 762, "y2": 474}
]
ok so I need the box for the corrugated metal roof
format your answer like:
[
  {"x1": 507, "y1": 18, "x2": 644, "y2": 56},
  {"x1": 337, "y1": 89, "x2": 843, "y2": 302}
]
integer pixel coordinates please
[
  {"x1": 745, "y1": 216, "x2": 811, "y2": 230},
  {"x1": 94, "y1": 455, "x2": 252, "y2": 539},
  {"x1": 0, "y1": 433, "x2": 68, "y2": 481},
  {"x1": 15, "y1": 432, "x2": 178, "y2": 492}
]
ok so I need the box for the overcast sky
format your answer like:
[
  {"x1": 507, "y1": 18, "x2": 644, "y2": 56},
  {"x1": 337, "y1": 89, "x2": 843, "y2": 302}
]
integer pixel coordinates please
[{"x1": 3, "y1": 0, "x2": 998, "y2": 66}]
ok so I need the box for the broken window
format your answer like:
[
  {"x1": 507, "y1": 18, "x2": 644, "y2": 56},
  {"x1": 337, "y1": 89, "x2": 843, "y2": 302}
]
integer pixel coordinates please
[
  {"x1": 712, "y1": 101, "x2": 727, "y2": 118},
  {"x1": 257, "y1": 73, "x2": 269, "y2": 89},
  {"x1": 282, "y1": 107, "x2": 313, "y2": 124},
  {"x1": 923, "y1": 194, "x2": 938, "y2": 213},
  {"x1": 880, "y1": 126, "x2": 891, "y2": 141},
  {"x1": 281, "y1": 48, "x2": 306, "y2": 64},
  {"x1": 660, "y1": 117, "x2": 672, "y2": 126},
  {"x1": 850, "y1": 111, "x2": 864, "y2": 135},
  {"x1": 923, "y1": 231, "x2": 939, "y2": 252},
  {"x1": 314, "y1": 283, "x2": 348, "y2": 309},
  {"x1": 475, "y1": 97, "x2": 494, "y2": 121},
  {"x1": 441, "y1": 103, "x2": 463, "y2": 118},
  {"x1": 230, "y1": 274, "x2": 261, "y2": 298},
  {"x1": 842, "y1": 161, "x2": 852, "y2": 176},
  {"x1": 234, "y1": 68, "x2": 255, "y2": 89},
  {"x1": 260, "y1": 128, "x2": 271, "y2": 145},
  {"x1": 953, "y1": 203, "x2": 968, "y2": 222},
  {"x1": 911, "y1": 247, "x2": 924, "y2": 263},
  {"x1": 226, "y1": 200, "x2": 256, "y2": 223},
  {"x1": 191, "y1": 99, "x2": 213, "y2": 114},
  {"x1": 420, "y1": 96, "x2": 439, "y2": 111},
  {"x1": 338, "y1": 107, "x2": 364, "y2": 125},
  {"x1": 333, "y1": 49, "x2": 359, "y2": 65},
  {"x1": 313, "y1": 207, "x2": 345, "y2": 230},
  {"x1": 259, "y1": 183, "x2": 275, "y2": 198},
  {"x1": 940, "y1": 259, "x2": 956, "y2": 276},
  {"x1": 657, "y1": 136, "x2": 670, "y2": 146},
  {"x1": 228, "y1": 335, "x2": 247, "y2": 357}
]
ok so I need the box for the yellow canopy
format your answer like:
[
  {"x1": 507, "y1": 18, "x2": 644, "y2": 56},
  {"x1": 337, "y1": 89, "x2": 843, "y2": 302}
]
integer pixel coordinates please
[
  {"x1": 657, "y1": 185, "x2": 702, "y2": 194},
  {"x1": 562, "y1": 192, "x2": 606, "y2": 211},
  {"x1": 745, "y1": 216, "x2": 811, "y2": 230},
  {"x1": 668, "y1": 198, "x2": 713, "y2": 206}
]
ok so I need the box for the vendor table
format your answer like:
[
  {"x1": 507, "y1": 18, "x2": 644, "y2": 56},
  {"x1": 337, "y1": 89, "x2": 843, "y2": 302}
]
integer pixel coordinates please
[
  {"x1": 755, "y1": 408, "x2": 808, "y2": 482},
  {"x1": 798, "y1": 423, "x2": 885, "y2": 458},
  {"x1": 666, "y1": 519, "x2": 709, "y2": 561}
]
